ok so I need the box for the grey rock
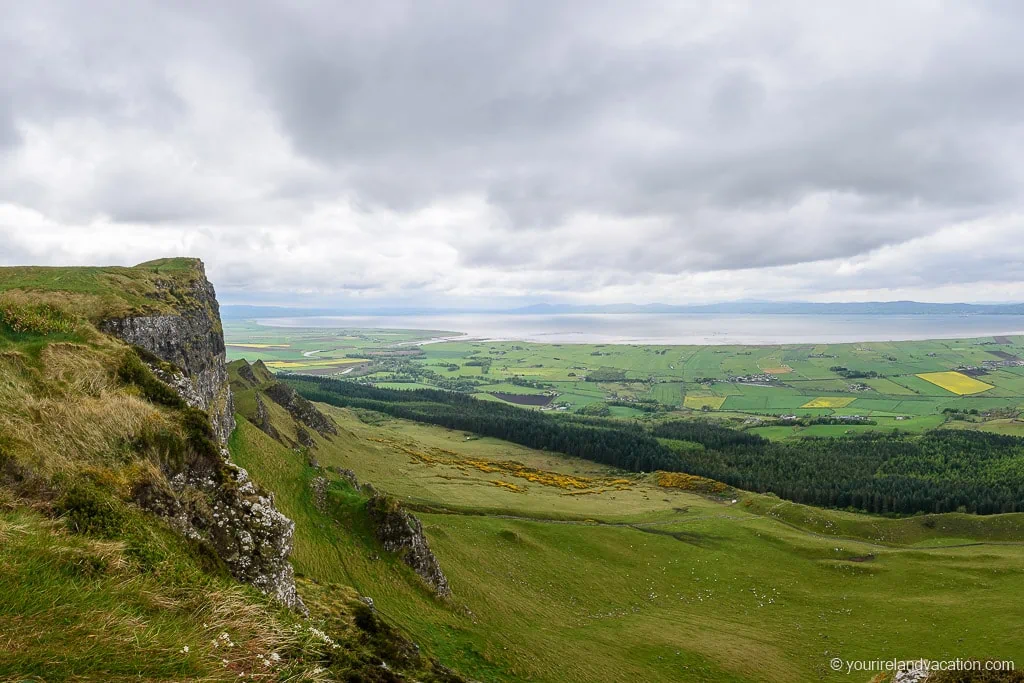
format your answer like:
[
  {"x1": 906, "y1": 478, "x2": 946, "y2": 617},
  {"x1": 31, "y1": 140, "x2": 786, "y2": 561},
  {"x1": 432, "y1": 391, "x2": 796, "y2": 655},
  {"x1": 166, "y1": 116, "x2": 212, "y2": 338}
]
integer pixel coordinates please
[
  {"x1": 330, "y1": 467, "x2": 361, "y2": 489},
  {"x1": 99, "y1": 264, "x2": 234, "y2": 444},
  {"x1": 296, "y1": 425, "x2": 316, "y2": 449},
  {"x1": 895, "y1": 664, "x2": 930, "y2": 683},
  {"x1": 104, "y1": 260, "x2": 305, "y2": 614},
  {"x1": 367, "y1": 494, "x2": 450, "y2": 598},
  {"x1": 264, "y1": 382, "x2": 338, "y2": 438},
  {"x1": 254, "y1": 394, "x2": 281, "y2": 441},
  {"x1": 236, "y1": 361, "x2": 259, "y2": 386},
  {"x1": 310, "y1": 475, "x2": 329, "y2": 513}
]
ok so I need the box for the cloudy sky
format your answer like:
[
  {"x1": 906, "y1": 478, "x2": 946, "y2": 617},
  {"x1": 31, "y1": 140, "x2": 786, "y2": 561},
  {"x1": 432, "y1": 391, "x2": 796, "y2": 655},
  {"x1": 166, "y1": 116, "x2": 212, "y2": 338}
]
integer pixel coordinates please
[{"x1": 2, "y1": 1, "x2": 1023, "y2": 306}]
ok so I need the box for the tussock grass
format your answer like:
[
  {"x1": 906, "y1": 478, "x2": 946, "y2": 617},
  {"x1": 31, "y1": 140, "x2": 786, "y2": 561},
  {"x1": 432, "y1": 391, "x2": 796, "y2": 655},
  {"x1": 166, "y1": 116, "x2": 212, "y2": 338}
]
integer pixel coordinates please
[{"x1": 0, "y1": 506, "x2": 328, "y2": 681}]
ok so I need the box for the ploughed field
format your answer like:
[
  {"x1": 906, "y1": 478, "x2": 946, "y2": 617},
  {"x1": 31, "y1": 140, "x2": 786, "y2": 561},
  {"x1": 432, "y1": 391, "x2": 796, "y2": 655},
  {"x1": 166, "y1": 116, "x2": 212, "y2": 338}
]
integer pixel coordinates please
[{"x1": 225, "y1": 321, "x2": 1024, "y2": 438}]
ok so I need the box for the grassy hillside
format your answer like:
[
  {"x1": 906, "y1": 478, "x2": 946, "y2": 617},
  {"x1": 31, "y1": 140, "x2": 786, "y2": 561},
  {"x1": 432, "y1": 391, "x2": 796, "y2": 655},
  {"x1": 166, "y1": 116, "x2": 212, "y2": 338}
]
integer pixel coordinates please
[
  {"x1": 0, "y1": 489, "x2": 320, "y2": 680},
  {"x1": 225, "y1": 363, "x2": 1024, "y2": 682},
  {"x1": 0, "y1": 262, "x2": 463, "y2": 681}
]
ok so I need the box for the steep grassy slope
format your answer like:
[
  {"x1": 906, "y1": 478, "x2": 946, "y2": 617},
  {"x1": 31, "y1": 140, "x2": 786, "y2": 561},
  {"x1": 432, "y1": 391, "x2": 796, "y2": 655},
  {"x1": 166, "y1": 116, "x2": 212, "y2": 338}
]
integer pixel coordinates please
[
  {"x1": 228, "y1": 376, "x2": 1024, "y2": 682},
  {"x1": 0, "y1": 490, "x2": 319, "y2": 680},
  {"x1": 0, "y1": 280, "x2": 317, "y2": 679},
  {"x1": 0, "y1": 261, "x2": 464, "y2": 681}
]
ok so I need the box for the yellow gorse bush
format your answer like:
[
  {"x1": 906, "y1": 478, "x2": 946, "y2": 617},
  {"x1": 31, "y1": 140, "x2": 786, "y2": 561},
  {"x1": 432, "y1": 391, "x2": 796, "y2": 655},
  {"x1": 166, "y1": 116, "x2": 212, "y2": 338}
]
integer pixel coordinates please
[
  {"x1": 369, "y1": 436, "x2": 634, "y2": 494},
  {"x1": 655, "y1": 471, "x2": 730, "y2": 494},
  {"x1": 490, "y1": 480, "x2": 527, "y2": 493}
]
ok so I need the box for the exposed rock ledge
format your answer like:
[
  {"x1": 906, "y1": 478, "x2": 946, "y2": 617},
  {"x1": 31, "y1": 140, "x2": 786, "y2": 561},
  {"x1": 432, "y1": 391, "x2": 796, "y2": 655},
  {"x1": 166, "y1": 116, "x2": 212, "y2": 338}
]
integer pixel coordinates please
[
  {"x1": 98, "y1": 262, "x2": 234, "y2": 443},
  {"x1": 264, "y1": 378, "x2": 338, "y2": 439},
  {"x1": 367, "y1": 494, "x2": 451, "y2": 598},
  {"x1": 101, "y1": 260, "x2": 304, "y2": 613}
]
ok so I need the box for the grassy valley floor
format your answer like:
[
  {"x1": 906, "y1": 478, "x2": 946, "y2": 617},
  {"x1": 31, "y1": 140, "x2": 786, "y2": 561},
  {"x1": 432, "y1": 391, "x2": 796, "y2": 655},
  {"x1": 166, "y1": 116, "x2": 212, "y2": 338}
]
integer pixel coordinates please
[{"x1": 230, "y1": 400, "x2": 1024, "y2": 682}]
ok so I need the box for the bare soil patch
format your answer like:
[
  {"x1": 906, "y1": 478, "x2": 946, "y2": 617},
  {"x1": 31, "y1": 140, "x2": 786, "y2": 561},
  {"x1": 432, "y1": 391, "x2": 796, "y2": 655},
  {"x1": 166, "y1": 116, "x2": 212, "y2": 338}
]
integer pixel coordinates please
[{"x1": 848, "y1": 554, "x2": 875, "y2": 563}]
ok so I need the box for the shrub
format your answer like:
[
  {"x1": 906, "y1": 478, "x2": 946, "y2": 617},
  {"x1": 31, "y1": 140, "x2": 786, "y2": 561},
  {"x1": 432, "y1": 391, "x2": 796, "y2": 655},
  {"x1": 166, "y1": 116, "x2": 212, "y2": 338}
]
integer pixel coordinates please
[
  {"x1": 134, "y1": 421, "x2": 188, "y2": 471},
  {"x1": 56, "y1": 484, "x2": 126, "y2": 538},
  {"x1": 180, "y1": 406, "x2": 220, "y2": 461},
  {"x1": 115, "y1": 351, "x2": 184, "y2": 408}
]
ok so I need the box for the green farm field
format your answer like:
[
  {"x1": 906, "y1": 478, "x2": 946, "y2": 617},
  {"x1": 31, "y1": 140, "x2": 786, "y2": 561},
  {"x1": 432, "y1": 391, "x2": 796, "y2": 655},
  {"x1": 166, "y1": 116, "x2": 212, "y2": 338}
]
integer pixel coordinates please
[
  {"x1": 228, "y1": 394, "x2": 1024, "y2": 683},
  {"x1": 225, "y1": 321, "x2": 1024, "y2": 437}
]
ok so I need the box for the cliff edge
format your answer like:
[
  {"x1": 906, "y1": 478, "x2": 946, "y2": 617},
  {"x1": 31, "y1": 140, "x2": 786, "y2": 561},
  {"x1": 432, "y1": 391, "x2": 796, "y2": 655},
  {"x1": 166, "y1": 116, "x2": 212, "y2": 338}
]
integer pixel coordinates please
[
  {"x1": 98, "y1": 260, "x2": 235, "y2": 443},
  {"x1": 0, "y1": 257, "x2": 303, "y2": 612}
]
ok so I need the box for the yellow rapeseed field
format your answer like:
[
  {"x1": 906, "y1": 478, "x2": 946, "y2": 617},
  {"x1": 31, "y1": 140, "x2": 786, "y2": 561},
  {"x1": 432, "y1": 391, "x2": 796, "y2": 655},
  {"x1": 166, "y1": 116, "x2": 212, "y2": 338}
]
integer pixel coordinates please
[
  {"x1": 683, "y1": 395, "x2": 727, "y2": 410},
  {"x1": 916, "y1": 371, "x2": 994, "y2": 395},
  {"x1": 263, "y1": 358, "x2": 367, "y2": 368},
  {"x1": 801, "y1": 397, "x2": 856, "y2": 408}
]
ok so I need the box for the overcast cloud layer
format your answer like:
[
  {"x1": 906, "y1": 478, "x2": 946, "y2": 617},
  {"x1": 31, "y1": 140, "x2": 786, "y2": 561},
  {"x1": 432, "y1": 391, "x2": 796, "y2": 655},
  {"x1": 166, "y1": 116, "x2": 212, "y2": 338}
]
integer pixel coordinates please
[{"x1": 2, "y1": 0, "x2": 1023, "y2": 305}]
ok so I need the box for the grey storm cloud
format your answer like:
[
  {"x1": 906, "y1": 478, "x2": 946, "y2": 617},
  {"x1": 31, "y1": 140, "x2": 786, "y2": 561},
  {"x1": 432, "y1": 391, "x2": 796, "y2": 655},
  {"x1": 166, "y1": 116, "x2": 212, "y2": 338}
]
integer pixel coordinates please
[{"x1": 1, "y1": 0, "x2": 1023, "y2": 303}]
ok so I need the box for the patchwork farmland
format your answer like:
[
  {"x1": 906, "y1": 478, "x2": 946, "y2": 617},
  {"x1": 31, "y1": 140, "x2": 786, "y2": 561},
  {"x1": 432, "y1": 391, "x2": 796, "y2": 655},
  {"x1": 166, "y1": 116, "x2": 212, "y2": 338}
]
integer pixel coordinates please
[{"x1": 224, "y1": 321, "x2": 1024, "y2": 439}]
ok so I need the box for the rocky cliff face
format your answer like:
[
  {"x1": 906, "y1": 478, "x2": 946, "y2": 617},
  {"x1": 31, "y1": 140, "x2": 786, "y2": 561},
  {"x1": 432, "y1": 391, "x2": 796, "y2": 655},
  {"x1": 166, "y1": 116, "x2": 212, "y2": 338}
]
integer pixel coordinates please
[
  {"x1": 367, "y1": 494, "x2": 451, "y2": 598},
  {"x1": 264, "y1": 381, "x2": 338, "y2": 439},
  {"x1": 99, "y1": 262, "x2": 234, "y2": 443},
  {"x1": 100, "y1": 260, "x2": 304, "y2": 613}
]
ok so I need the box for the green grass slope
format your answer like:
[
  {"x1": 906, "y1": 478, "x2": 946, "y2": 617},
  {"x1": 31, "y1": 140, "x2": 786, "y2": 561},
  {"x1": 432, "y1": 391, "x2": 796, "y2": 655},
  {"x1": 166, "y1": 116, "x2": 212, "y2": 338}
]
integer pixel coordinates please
[
  {"x1": 0, "y1": 264, "x2": 465, "y2": 681},
  {"x1": 224, "y1": 369, "x2": 1024, "y2": 682},
  {"x1": 0, "y1": 490, "x2": 319, "y2": 681}
]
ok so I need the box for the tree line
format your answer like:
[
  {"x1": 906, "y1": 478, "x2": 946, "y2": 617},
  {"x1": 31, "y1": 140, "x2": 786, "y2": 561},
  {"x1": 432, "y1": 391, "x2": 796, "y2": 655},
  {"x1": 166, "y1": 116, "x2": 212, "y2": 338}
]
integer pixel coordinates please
[
  {"x1": 288, "y1": 377, "x2": 1024, "y2": 515},
  {"x1": 287, "y1": 377, "x2": 682, "y2": 472}
]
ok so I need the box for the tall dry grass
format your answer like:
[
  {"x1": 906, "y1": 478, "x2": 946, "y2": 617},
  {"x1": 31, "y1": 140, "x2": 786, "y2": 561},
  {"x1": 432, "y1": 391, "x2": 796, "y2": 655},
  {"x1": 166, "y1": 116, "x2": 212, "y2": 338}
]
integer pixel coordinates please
[{"x1": 0, "y1": 343, "x2": 180, "y2": 481}]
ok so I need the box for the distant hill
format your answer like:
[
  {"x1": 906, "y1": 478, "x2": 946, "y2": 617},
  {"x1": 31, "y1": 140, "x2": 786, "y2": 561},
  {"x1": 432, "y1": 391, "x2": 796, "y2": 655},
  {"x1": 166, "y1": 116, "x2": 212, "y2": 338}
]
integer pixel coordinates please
[{"x1": 510, "y1": 301, "x2": 1024, "y2": 315}]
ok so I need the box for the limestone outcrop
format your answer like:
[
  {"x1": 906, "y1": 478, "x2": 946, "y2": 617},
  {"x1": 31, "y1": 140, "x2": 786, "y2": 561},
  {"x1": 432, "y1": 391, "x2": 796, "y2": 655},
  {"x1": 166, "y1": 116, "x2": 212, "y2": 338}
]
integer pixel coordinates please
[
  {"x1": 101, "y1": 260, "x2": 304, "y2": 613},
  {"x1": 264, "y1": 381, "x2": 338, "y2": 438},
  {"x1": 367, "y1": 494, "x2": 451, "y2": 598},
  {"x1": 99, "y1": 261, "x2": 234, "y2": 443}
]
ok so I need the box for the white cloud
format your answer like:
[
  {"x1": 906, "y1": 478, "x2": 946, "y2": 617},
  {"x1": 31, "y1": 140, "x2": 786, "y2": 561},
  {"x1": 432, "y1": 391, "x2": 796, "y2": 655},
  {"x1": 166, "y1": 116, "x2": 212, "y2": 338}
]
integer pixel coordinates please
[{"x1": 1, "y1": 1, "x2": 1023, "y2": 305}]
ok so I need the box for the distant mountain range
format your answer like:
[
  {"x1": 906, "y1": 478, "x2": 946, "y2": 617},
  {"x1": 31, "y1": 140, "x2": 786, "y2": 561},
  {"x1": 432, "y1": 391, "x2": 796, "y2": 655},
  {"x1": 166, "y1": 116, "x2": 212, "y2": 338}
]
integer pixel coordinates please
[
  {"x1": 222, "y1": 300, "x2": 1024, "y2": 319},
  {"x1": 508, "y1": 301, "x2": 1024, "y2": 315}
]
